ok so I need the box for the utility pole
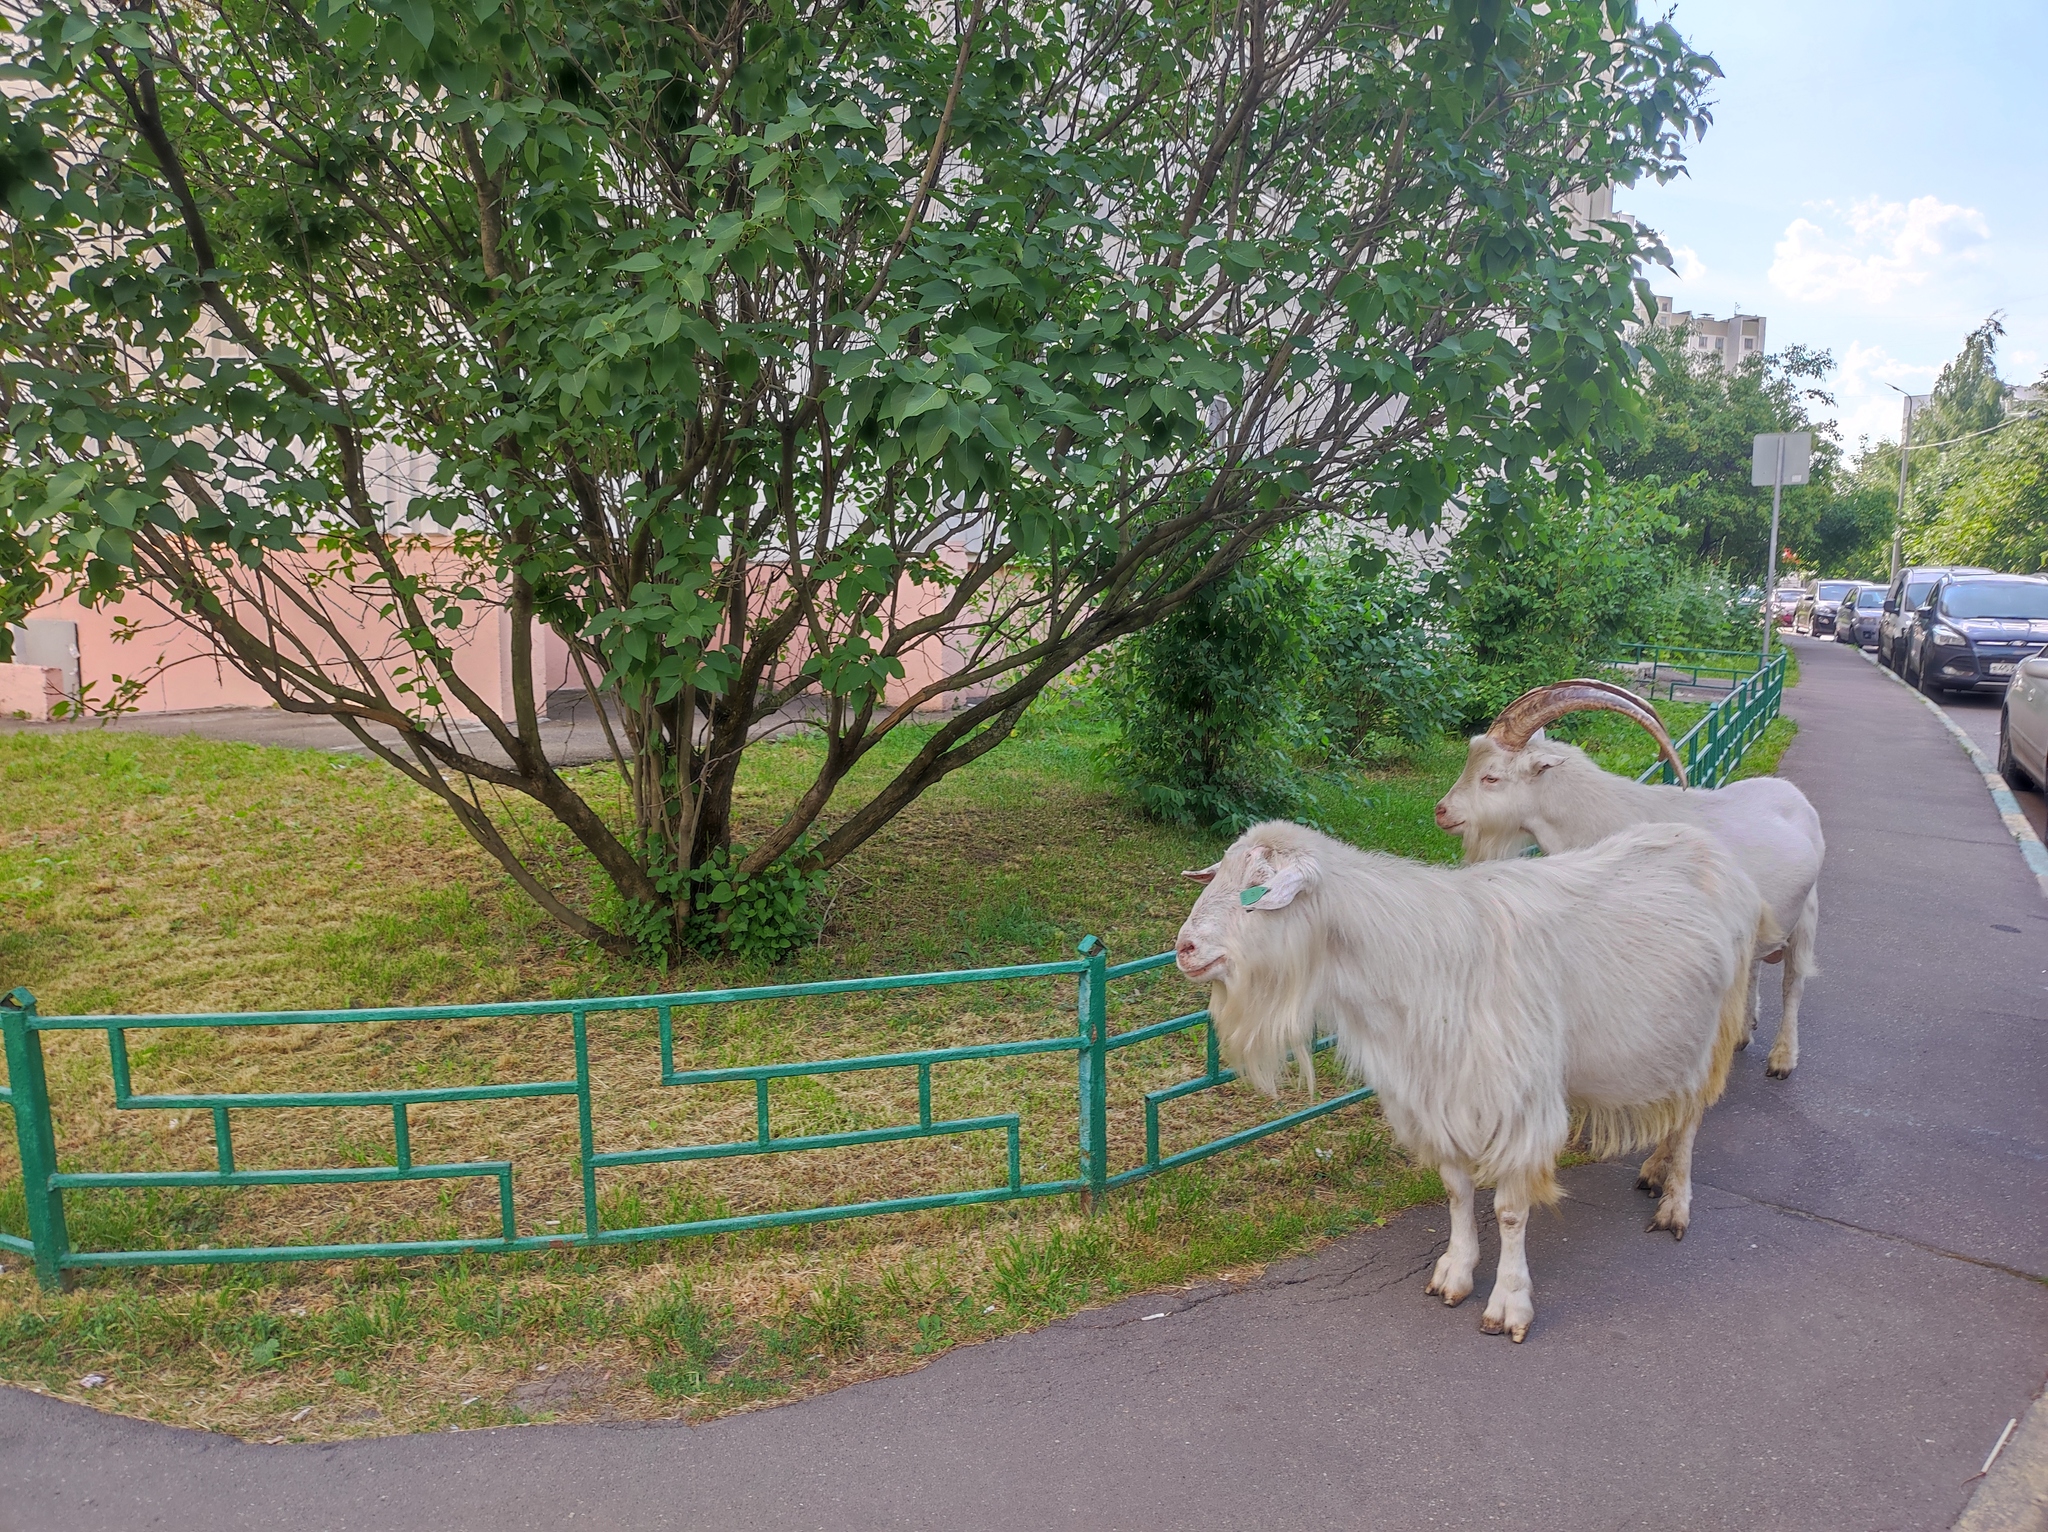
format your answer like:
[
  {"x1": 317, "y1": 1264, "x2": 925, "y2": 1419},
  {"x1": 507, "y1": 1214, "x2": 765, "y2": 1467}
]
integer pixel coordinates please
[
  {"x1": 1885, "y1": 383, "x2": 1916, "y2": 581},
  {"x1": 1751, "y1": 433, "x2": 1812, "y2": 662}
]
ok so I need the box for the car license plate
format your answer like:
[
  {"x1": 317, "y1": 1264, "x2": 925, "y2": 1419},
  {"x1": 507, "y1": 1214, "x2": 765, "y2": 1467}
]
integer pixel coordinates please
[{"x1": 1989, "y1": 662, "x2": 2015, "y2": 676}]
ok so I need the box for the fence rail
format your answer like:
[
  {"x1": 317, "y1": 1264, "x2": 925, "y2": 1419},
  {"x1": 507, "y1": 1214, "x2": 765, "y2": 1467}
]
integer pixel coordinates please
[
  {"x1": 0, "y1": 649, "x2": 1789, "y2": 1290},
  {"x1": 0, "y1": 943, "x2": 1372, "y2": 1290},
  {"x1": 1610, "y1": 646, "x2": 1789, "y2": 791}
]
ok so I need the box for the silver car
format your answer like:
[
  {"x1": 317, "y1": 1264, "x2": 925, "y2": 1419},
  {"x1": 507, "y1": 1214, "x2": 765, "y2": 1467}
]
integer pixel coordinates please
[
  {"x1": 1834, "y1": 584, "x2": 1884, "y2": 648},
  {"x1": 2000, "y1": 644, "x2": 2048, "y2": 793}
]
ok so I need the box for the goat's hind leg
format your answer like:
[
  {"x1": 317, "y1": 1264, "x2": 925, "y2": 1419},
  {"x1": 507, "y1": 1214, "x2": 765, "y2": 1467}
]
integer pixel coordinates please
[
  {"x1": 1479, "y1": 1167, "x2": 1540, "y2": 1343},
  {"x1": 1425, "y1": 1162, "x2": 1480, "y2": 1307},
  {"x1": 1767, "y1": 887, "x2": 1819, "y2": 1080}
]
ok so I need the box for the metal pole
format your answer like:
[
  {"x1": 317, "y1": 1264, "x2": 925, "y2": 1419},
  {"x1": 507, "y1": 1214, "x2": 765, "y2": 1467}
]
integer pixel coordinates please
[
  {"x1": 1075, "y1": 936, "x2": 1109, "y2": 1210},
  {"x1": 2, "y1": 990, "x2": 70, "y2": 1290},
  {"x1": 1890, "y1": 392, "x2": 1915, "y2": 581},
  {"x1": 1762, "y1": 437, "x2": 1784, "y2": 664}
]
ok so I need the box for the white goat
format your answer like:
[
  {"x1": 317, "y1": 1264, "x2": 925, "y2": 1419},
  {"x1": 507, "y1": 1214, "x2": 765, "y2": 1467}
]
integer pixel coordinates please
[
  {"x1": 1176, "y1": 819, "x2": 1769, "y2": 1343},
  {"x1": 1434, "y1": 680, "x2": 1823, "y2": 1080}
]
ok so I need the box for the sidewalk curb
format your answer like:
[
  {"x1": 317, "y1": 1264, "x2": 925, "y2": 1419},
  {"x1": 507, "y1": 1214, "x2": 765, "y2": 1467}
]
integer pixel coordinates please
[
  {"x1": 1859, "y1": 650, "x2": 2048, "y2": 902},
  {"x1": 1953, "y1": 1374, "x2": 2048, "y2": 1532}
]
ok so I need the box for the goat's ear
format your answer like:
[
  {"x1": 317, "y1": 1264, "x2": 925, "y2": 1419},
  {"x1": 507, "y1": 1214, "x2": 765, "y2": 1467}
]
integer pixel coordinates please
[
  {"x1": 1244, "y1": 861, "x2": 1312, "y2": 910},
  {"x1": 1529, "y1": 742, "x2": 1571, "y2": 775},
  {"x1": 1181, "y1": 862, "x2": 1221, "y2": 884}
]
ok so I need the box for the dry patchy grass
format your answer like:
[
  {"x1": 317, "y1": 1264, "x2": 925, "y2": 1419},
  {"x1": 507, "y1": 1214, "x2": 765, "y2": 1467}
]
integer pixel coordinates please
[
  {"x1": 0, "y1": 691, "x2": 1791, "y2": 1442},
  {"x1": 0, "y1": 695, "x2": 1464, "y2": 1440}
]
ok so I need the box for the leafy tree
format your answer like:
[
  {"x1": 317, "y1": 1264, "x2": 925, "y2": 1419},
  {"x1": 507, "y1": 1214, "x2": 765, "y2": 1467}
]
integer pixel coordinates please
[
  {"x1": 1447, "y1": 473, "x2": 1743, "y2": 717},
  {"x1": 0, "y1": 525, "x2": 48, "y2": 662},
  {"x1": 1924, "y1": 313, "x2": 2007, "y2": 441},
  {"x1": 1905, "y1": 368, "x2": 2046, "y2": 574},
  {"x1": 1595, "y1": 324, "x2": 1850, "y2": 575},
  {"x1": 0, "y1": 0, "x2": 1716, "y2": 956}
]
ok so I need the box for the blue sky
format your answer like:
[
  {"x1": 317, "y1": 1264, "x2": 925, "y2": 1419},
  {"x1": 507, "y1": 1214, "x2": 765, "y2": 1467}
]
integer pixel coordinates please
[{"x1": 1617, "y1": 0, "x2": 2044, "y2": 459}]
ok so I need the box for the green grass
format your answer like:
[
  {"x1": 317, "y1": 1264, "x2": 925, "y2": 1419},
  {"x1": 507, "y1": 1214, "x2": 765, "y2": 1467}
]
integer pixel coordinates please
[{"x1": 0, "y1": 680, "x2": 1793, "y2": 1441}]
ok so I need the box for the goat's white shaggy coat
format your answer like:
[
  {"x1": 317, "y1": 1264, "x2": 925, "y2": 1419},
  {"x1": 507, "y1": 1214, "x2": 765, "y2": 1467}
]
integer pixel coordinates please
[
  {"x1": 1436, "y1": 735, "x2": 1824, "y2": 1079},
  {"x1": 1175, "y1": 819, "x2": 1769, "y2": 1342}
]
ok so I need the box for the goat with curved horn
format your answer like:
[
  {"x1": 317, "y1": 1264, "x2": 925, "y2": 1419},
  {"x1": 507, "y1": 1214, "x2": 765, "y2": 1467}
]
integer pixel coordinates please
[
  {"x1": 1437, "y1": 676, "x2": 1825, "y2": 1082},
  {"x1": 1489, "y1": 680, "x2": 1689, "y2": 788}
]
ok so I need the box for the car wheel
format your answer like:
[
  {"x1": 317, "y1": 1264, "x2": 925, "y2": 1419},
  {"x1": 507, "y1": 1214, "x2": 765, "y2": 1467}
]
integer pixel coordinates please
[
  {"x1": 1916, "y1": 654, "x2": 1944, "y2": 696},
  {"x1": 2000, "y1": 712, "x2": 2039, "y2": 792}
]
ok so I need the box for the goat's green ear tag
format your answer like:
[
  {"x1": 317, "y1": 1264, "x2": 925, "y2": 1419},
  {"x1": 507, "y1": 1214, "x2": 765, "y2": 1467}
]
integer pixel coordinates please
[{"x1": 1239, "y1": 885, "x2": 1269, "y2": 907}]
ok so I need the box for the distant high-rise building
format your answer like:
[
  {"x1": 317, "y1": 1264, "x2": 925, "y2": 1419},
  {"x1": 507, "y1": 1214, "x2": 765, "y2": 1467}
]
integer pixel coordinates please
[{"x1": 1647, "y1": 294, "x2": 1765, "y2": 374}]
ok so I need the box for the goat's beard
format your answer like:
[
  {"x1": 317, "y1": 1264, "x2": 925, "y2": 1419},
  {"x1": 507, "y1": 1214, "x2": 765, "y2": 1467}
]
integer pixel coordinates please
[
  {"x1": 1460, "y1": 822, "x2": 1539, "y2": 863},
  {"x1": 1207, "y1": 967, "x2": 1317, "y2": 1098}
]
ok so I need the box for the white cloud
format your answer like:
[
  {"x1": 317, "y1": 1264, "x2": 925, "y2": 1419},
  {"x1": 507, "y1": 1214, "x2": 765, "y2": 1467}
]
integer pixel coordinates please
[
  {"x1": 1667, "y1": 243, "x2": 1708, "y2": 285},
  {"x1": 1827, "y1": 341, "x2": 1940, "y2": 459},
  {"x1": 1768, "y1": 196, "x2": 1990, "y2": 307}
]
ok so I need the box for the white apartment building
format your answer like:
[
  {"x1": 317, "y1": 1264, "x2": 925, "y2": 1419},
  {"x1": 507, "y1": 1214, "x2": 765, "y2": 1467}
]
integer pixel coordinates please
[{"x1": 1648, "y1": 294, "x2": 1766, "y2": 374}]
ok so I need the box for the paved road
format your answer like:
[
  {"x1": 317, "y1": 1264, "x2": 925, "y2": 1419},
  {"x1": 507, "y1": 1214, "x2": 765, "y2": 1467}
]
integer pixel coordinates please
[
  {"x1": 1938, "y1": 684, "x2": 2048, "y2": 843},
  {"x1": 0, "y1": 688, "x2": 625, "y2": 769},
  {"x1": 5, "y1": 639, "x2": 2045, "y2": 1532}
]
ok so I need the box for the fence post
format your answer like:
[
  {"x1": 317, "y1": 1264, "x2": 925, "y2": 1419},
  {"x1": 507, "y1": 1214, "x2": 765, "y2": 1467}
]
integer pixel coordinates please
[
  {"x1": 2, "y1": 989, "x2": 69, "y2": 1290},
  {"x1": 1075, "y1": 937, "x2": 1109, "y2": 1211}
]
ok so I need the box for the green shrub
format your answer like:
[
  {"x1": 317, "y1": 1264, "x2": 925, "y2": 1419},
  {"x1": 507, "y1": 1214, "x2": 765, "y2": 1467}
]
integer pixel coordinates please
[
  {"x1": 1448, "y1": 477, "x2": 1748, "y2": 723},
  {"x1": 1308, "y1": 550, "x2": 1473, "y2": 759},
  {"x1": 1100, "y1": 557, "x2": 1319, "y2": 832}
]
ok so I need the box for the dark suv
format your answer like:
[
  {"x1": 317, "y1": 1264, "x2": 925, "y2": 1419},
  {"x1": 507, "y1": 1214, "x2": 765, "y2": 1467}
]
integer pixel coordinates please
[
  {"x1": 1903, "y1": 575, "x2": 2048, "y2": 695},
  {"x1": 1879, "y1": 565, "x2": 1993, "y2": 670}
]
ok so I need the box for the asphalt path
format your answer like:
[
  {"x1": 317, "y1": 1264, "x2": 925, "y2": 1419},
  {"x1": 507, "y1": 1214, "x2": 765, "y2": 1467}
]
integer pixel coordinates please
[
  {"x1": 1937, "y1": 682, "x2": 2048, "y2": 844},
  {"x1": 4, "y1": 639, "x2": 2045, "y2": 1532}
]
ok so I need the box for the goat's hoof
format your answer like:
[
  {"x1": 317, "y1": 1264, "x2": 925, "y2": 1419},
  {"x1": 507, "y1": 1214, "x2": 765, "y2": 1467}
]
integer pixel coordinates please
[
  {"x1": 1645, "y1": 1214, "x2": 1687, "y2": 1241},
  {"x1": 1765, "y1": 1054, "x2": 1795, "y2": 1080},
  {"x1": 1478, "y1": 1313, "x2": 1503, "y2": 1335},
  {"x1": 1736, "y1": 1034, "x2": 1751, "y2": 1052},
  {"x1": 1508, "y1": 1322, "x2": 1530, "y2": 1343},
  {"x1": 1635, "y1": 1174, "x2": 1663, "y2": 1196}
]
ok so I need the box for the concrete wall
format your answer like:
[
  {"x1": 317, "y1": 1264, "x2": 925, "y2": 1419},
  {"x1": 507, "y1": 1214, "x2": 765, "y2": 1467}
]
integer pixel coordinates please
[{"x1": 0, "y1": 663, "x2": 64, "y2": 721}]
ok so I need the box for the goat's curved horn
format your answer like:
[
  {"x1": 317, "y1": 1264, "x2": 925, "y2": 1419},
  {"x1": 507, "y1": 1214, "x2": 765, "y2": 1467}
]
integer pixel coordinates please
[{"x1": 1488, "y1": 680, "x2": 1689, "y2": 788}]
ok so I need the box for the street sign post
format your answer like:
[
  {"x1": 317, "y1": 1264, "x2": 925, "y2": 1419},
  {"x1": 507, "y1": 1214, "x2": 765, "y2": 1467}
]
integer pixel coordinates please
[{"x1": 1751, "y1": 432, "x2": 1812, "y2": 660}]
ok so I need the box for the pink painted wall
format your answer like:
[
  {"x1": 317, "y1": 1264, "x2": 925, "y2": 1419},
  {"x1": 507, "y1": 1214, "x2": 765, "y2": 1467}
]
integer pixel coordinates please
[
  {"x1": 28, "y1": 541, "x2": 979, "y2": 720},
  {"x1": 28, "y1": 540, "x2": 563, "y2": 721}
]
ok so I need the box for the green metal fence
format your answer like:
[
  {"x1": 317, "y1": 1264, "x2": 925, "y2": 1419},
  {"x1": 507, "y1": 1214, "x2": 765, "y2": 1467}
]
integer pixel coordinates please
[
  {"x1": 0, "y1": 649, "x2": 1789, "y2": 1291},
  {"x1": 0, "y1": 942, "x2": 1370, "y2": 1290},
  {"x1": 1619, "y1": 646, "x2": 1789, "y2": 790}
]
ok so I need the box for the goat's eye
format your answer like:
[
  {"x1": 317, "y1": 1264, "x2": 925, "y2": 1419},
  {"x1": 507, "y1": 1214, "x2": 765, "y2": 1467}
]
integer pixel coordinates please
[{"x1": 1480, "y1": 774, "x2": 1500, "y2": 786}]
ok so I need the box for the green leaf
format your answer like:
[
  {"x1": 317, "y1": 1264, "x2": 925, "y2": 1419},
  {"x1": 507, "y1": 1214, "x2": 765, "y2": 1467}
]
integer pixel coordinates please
[{"x1": 394, "y1": 0, "x2": 435, "y2": 45}]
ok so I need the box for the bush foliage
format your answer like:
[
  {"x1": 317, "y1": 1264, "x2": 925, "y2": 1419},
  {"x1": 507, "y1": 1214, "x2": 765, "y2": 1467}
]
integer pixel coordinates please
[{"x1": 1101, "y1": 478, "x2": 1751, "y2": 831}]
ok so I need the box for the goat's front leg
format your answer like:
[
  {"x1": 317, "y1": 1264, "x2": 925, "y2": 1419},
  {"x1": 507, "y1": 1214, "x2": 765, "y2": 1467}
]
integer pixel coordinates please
[
  {"x1": 1636, "y1": 1133, "x2": 1675, "y2": 1196},
  {"x1": 1479, "y1": 1169, "x2": 1537, "y2": 1342},
  {"x1": 1425, "y1": 1161, "x2": 1479, "y2": 1307},
  {"x1": 1646, "y1": 1112, "x2": 1702, "y2": 1239}
]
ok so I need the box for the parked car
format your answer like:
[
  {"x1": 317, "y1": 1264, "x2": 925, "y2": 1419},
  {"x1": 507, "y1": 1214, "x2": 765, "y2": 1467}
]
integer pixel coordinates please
[
  {"x1": 1770, "y1": 583, "x2": 1805, "y2": 628},
  {"x1": 1794, "y1": 580, "x2": 1862, "y2": 636},
  {"x1": 1878, "y1": 565, "x2": 1994, "y2": 670},
  {"x1": 1903, "y1": 574, "x2": 2048, "y2": 695},
  {"x1": 1835, "y1": 584, "x2": 1886, "y2": 647},
  {"x1": 1999, "y1": 645, "x2": 2048, "y2": 792}
]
